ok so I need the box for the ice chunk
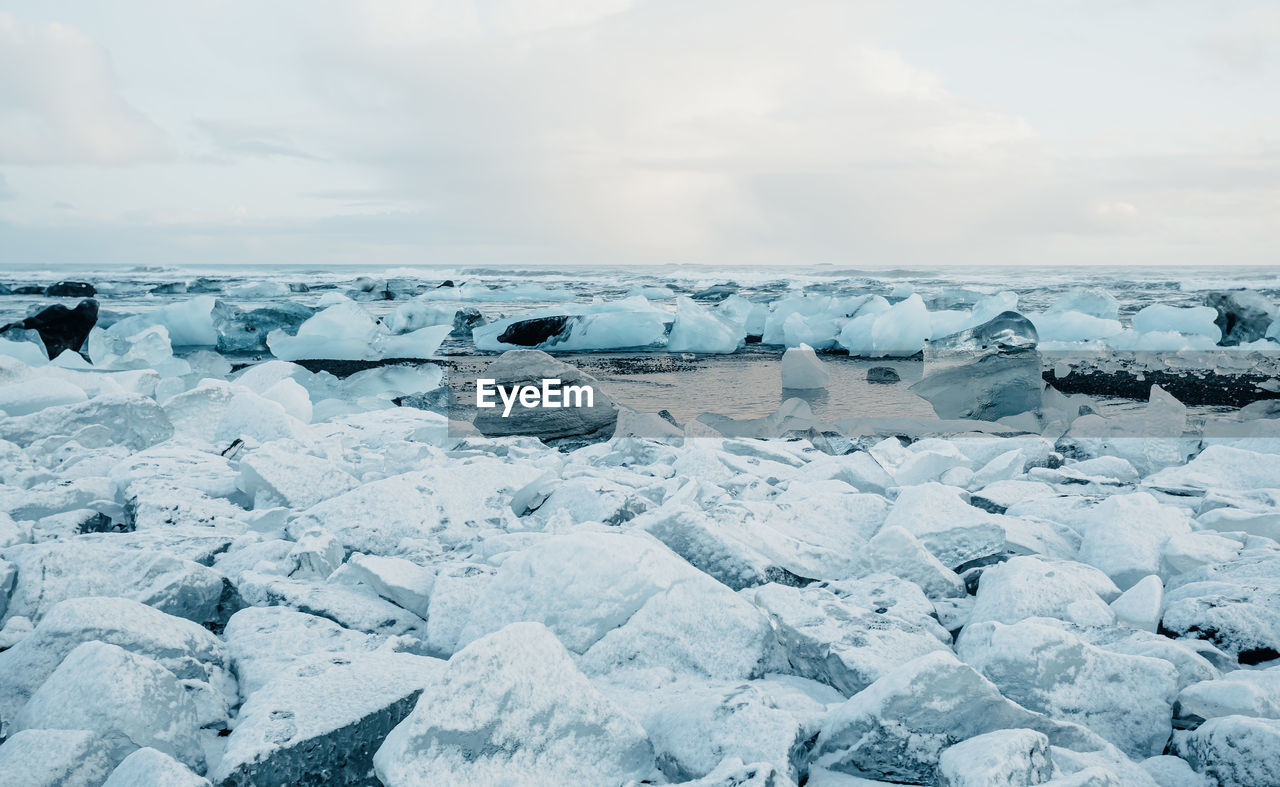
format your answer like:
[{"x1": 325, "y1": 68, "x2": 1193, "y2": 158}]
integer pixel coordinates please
[
  {"x1": 0, "y1": 335, "x2": 50, "y2": 365},
  {"x1": 749, "y1": 582, "x2": 951, "y2": 697},
  {"x1": 458, "y1": 532, "x2": 704, "y2": 653},
  {"x1": 1048, "y1": 288, "x2": 1121, "y2": 320},
  {"x1": 957, "y1": 618, "x2": 1178, "y2": 757},
  {"x1": 474, "y1": 297, "x2": 669, "y2": 352},
  {"x1": 12, "y1": 641, "x2": 205, "y2": 770},
  {"x1": 1132, "y1": 304, "x2": 1221, "y2": 340},
  {"x1": 104, "y1": 748, "x2": 211, "y2": 787},
  {"x1": 911, "y1": 311, "x2": 1042, "y2": 421},
  {"x1": 642, "y1": 683, "x2": 815, "y2": 782},
  {"x1": 969, "y1": 556, "x2": 1119, "y2": 628},
  {"x1": 1031, "y1": 310, "x2": 1123, "y2": 342},
  {"x1": 211, "y1": 299, "x2": 315, "y2": 353},
  {"x1": 108, "y1": 296, "x2": 217, "y2": 346},
  {"x1": 0, "y1": 541, "x2": 228, "y2": 627},
  {"x1": 374, "y1": 622, "x2": 656, "y2": 785},
  {"x1": 1145, "y1": 445, "x2": 1280, "y2": 494},
  {"x1": 0, "y1": 728, "x2": 131, "y2": 787},
  {"x1": 780, "y1": 343, "x2": 830, "y2": 389},
  {"x1": 865, "y1": 525, "x2": 966, "y2": 599},
  {"x1": 1110, "y1": 574, "x2": 1163, "y2": 632},
  {"x1": 330, "y1": 553, "x2": 435, "y2": 618},
  {"x1": 836, "y1": 294, "x2": 931, "y2": 357},
  {"x1": 1174, "y1": 715, "x2": 1280, "y2": 787},
  {"x1": 0, "y1": 377, "x2": 87, "y2": 416},
  {"x1": 1161, "y1": 552, "x2": 1280, "y2": 660},
  {"x1": 235, "y1": 572, "x2": 428, "y2": 640},
  {"x1": 937, "y1": 729, "x2": 1053, "y2": 787},
  {"x1": 221, "y1": 606, "x2": 382, "y2": 699},
  {"x1": 812, "y1": 650, "x2": 1104, "y2": 783},
  {"x1": 1076, "y1": 492, "x2": 1193, "y2": 589},
  {"x1": 1205, "y1": 290, "x2": 1278, "y2": 345},
  {"x1": 667, "y1": 296, "x2": 744, "y2": 353},
  {"x1": 0, "y1": 597, "x2": 234, "y2": 734},
  {"x1": 581, "y1": 578, "x2": 783, "y2": 681},
  {"x1": 881, "y1": 482, "x2": 1006, "y2": 568},
  {"x1": 267, "y1": 299, "x2": 449, "y2": 360},
  {"x1": 212, "y1": 651, "x2": 443, "y2": 785},
  {"x1": 238, "y1": 442, "x2": 359, "y2": 509},
  {"x1": 0, "y1": 392, "x2": 173, "y2": 451}
]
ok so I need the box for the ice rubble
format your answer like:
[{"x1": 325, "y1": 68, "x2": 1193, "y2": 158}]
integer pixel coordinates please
[{"x1": 1, "y1": 301, "x2": 1280, "y2": 785}]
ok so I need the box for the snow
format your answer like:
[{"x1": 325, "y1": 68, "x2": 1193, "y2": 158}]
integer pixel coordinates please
[
  {"x1": 937, "y1": 728, "x2": 1053, "y2": 787},
  {"x1": 0, "y1": 728, "x2": 130, "y2": 787}
]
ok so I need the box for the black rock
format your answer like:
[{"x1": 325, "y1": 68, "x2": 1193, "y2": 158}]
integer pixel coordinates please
[
  {"x1": 866, "y1": 366, "x2": 900, "y2": 384},
  {"x1": 437, "y1": 280, "x2": 456, "y2": 288},
  {"x1": 45, "y1": 280, "x2": 96, "y2": 297},
  {"x1": 76, "y1": 512, "x2": 132, "y2": 534},
  {"x1": 496, "y1": 315, "x2": 572, "y2": 347},
  {"x1": 450, "y1": 306, "x2": 486, "y2": 338},
  {"x1": 0, "y1": 299, "x2": 98, "y2": 358},
  {"x1": 1205, "y1": 290, "x2": 1278, "y2": 346}
]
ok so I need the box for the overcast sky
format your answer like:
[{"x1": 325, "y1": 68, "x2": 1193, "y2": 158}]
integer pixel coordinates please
[{"x1": 1, "y1": 1, "x2": 1277, "y2": 268}]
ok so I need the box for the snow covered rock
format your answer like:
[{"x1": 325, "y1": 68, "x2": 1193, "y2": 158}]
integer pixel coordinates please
[
  {"x1": 1174, "y1": 715, "x2": 1280, "y2": 787},
  {"x1": 0, "y1": 728, "x2": 132, "y2": 787},
  {"x1": 1145, "y1": 445, "x2": 1280, "y2": 495},
  {"x1": 957, "y1": 618, "x2": 1178, "y2": 757},
  {"x1": 937, "y1": 728, "x2": 1053, "y2": 787},
  {"x1": 212, "y1": 651, "x2": 443, "y2": 785},
  {"x1": 238, "y1": 442, "x2": 359, "y2": 509},
  {"x1": 881, "y1": 482, "x2": 1007, "y2": 568},
  {"x1": 749, "y1": 582, "x2": 950, "y2": 697},
  {"x1": 235, "y1": 572, "x2": 428, "y2": 641},
  {"x1": 471, "y1": 350, "x2": 619, "y2": 442},
  {"x1": 1161, "y1": 551, "x2": 1280, "y2": 661},
  {"x1": 811, "y1": 650, "x2": 1103, "y2": 783},
  {"x1": 0, "y1": 597, "x2": 234, "y2": 734},
  {"x1": 11, "y1": 641, "x2": 205, "y2": 770},
  {"x1": 330, "y1": 553, "x2": 435, "y2": 618},
  {"x1": 780, "y1": 344, "x2": 829, "y2": 389},
  {"x1": 374, "y1": 622, "x2": 656, "y2": 785}
]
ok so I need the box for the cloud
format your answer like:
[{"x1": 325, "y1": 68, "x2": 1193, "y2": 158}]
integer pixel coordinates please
[
  {"x1": 195, "y1": 119, "x2": 321, "y2": 161},
  {"x1": 0, "y1": 13, "x2": 170, "y2": 165}
]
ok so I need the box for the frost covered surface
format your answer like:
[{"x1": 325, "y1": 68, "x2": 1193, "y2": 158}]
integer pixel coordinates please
[{"x1": 4, "y1": 278, "x2": 1280, "y2": 785}]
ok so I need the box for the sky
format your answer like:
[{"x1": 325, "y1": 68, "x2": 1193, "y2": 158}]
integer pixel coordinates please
[{"x1": 0, "y1": 0, "x2": 1277, "y2": 269}]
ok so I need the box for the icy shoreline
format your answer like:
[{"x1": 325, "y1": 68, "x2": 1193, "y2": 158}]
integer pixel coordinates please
[{"x1": 2, "y1": 274, "x2": 1280, "y2": 784}]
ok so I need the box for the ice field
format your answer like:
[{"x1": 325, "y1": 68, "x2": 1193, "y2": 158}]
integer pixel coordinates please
[{"x1": 1, "y1": 265, "x2": 1280, "y2": 785}]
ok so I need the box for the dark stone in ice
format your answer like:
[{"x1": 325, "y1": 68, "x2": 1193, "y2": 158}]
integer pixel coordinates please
[
  {"x1": 149, "y1": 281, "x2": 187, "y2": 294},
  {"x1": 437, "y1": 280, "x2": 456, "y2": 288},
  {"x1": 76, "y1": 512, "x2": 131, "y2": 535},
  {"x1": 45, "y1": 280, "x2": 95, "y2": 297},
  {"x1": 0, "y1": 298, "x2": 98, "y2": 358},
  {"x1": 472, "y1": 350, "x2": 618, "y2": 443},
  {"x1": 691, "y1": 283, "x2": 736, "y2": 303},
  {"x1": 497, "y1": 315, "x2": 572, "y2": 347},
  {"x1": 451, "y1": 306, "x2": 486, "y2": 338},
  {"x1": 1205, "y1": 290, "x2": 1278, "y2": 346},
  {"x1": 866, "y1": 366, "x2": 900, "y2": 384},
  {"x1": 212, "y1": 299, "x2": 315, "y2": 353}
]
